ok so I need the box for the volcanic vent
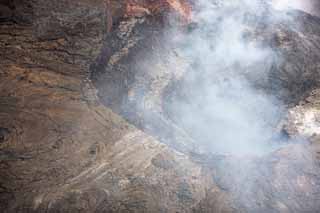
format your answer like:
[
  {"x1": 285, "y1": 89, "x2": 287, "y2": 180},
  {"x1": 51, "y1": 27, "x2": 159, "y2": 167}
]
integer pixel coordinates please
[
  {"x1": 92, "y1": 0, "x2": 320, "y2": 156},
  {"x1": 91, "y1": 0, "x2": 320, "y2": 211},
  {"x1": 1, "y1": 0, "x2": 320, "y2": 212}
]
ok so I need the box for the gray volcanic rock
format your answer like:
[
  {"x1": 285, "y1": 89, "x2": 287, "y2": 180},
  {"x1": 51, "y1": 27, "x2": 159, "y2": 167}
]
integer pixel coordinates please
[{"x1": 262, "y1": 11, "x2": 320, "y2": 103}]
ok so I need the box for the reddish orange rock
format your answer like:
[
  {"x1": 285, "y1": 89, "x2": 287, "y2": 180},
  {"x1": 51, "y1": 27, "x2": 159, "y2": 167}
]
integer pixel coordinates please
[
  {"x1": 126, "y1": 2, "x2": 151, "y2": 17},
  {"x1": 124, "y1": 0, "x2": 192, "y2": 23},
  {"x1": 167, "y1": 0, "x2": 192, "y2": 23}
]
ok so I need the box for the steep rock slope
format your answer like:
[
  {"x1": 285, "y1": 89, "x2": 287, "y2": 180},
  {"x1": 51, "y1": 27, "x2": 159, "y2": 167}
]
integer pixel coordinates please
[{"x1": 0, "y1": 1, "x2": 228, "y2": 212}]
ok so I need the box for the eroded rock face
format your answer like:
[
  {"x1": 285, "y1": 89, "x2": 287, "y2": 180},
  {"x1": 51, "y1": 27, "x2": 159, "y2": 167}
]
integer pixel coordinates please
[
  {"x1": 2, "y1": 0, "x2": 320, "y2": 212},
  {"x1": 0, "y1": 0, "x2": 229, "y2": 212},
  {"x1": 284, "y1": 89, "x2": 320, "y2": 139}
]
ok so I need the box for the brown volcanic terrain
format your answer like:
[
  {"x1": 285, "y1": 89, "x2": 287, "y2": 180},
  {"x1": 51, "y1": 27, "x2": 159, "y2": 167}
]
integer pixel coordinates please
[{"x1": 1, "y1": 0, "x2": 320, "y2": 212}]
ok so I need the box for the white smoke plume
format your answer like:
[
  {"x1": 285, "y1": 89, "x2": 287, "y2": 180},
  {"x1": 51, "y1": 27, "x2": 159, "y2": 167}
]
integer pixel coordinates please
[
  {"x1": 272, "y1": 0, "x2": 320, "y2": 16},
  {"x1": 152, "y1": 1, "x2": 320, "y2": 210},
  {"x1": 164, "y1": 0, "x2": 288, "y2": 156}
]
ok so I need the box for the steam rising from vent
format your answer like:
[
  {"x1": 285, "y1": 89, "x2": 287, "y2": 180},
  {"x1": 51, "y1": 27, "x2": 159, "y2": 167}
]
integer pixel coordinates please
[
  {"x1": 163, "y1": 0, "x2": 288, "y2": 156},
  {"x1": 271, "y1": 0, "x2": 320, "y2": 16},
  {"x1": 272, "y1": 0, "x2": 306, "y2": 10}
]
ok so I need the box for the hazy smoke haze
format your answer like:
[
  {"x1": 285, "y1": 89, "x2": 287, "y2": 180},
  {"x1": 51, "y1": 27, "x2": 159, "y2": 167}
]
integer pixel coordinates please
[
  {"x1": 272, "y1": 0, "x2": 320, "y2": 16},
  {"x1": 163, "y1": 0, "x2": 288, "y2": 156}
]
